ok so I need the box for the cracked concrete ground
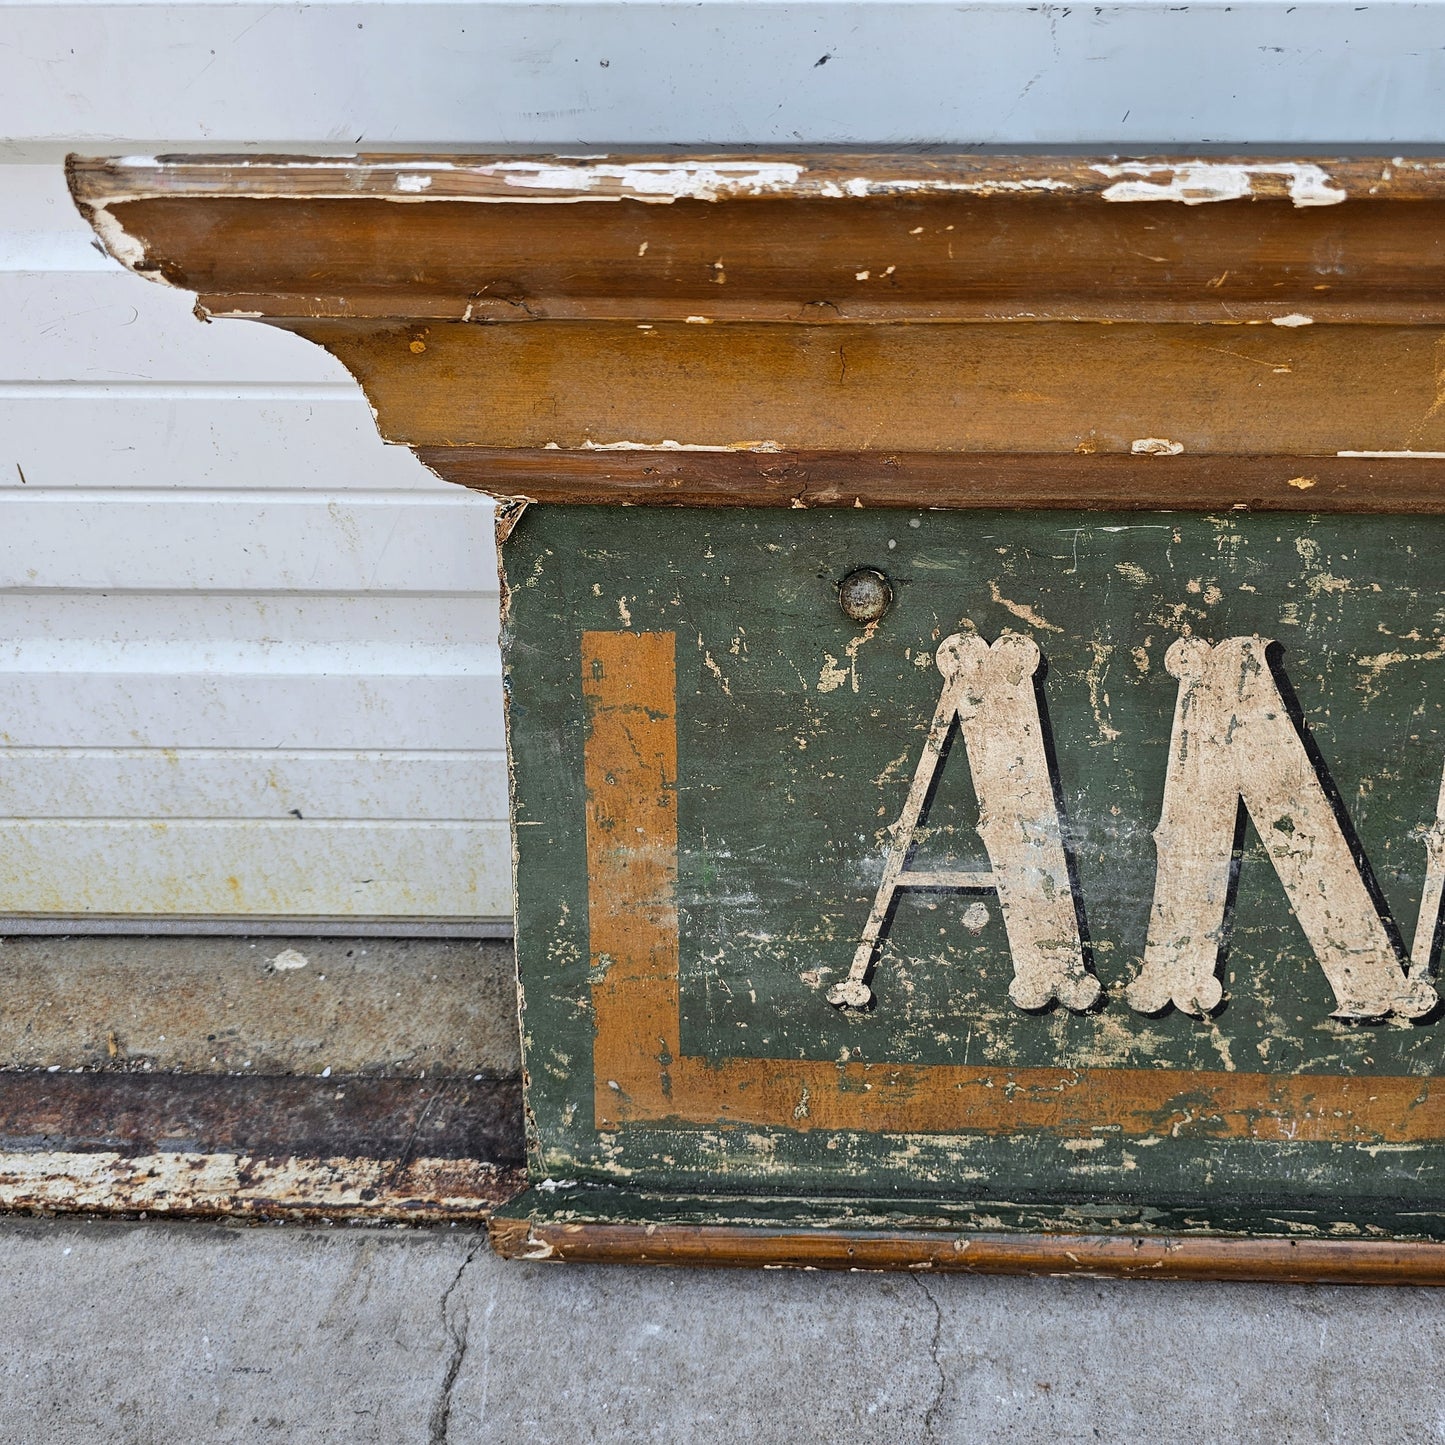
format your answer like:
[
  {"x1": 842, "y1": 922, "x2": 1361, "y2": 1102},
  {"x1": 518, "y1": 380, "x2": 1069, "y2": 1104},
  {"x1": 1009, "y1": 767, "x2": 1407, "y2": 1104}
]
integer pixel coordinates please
[{"x1": 1, "y1": 1216, "x2": 1444, "y2": 1443}]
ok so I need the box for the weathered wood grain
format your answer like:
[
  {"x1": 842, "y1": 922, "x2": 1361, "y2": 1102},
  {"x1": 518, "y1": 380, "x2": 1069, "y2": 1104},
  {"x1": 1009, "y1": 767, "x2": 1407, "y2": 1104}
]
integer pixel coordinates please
[
  {"x1": 490, "y1": 1216, "x2": 1445, "y2": 1284},
  {"x1": 423, "y1": 449, "x2": 1445, "y2": 513},
  {"x1": 67, "y1": 154, "x2": 1445, "y2": 326},
  {"x1": 309, "y1": 319, "x2": 1445, "y2": 459}
]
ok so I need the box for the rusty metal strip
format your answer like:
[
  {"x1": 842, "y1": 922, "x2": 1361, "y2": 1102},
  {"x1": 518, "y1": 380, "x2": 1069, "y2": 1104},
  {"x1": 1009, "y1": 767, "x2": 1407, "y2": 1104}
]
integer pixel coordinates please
[
  {"x1": 0, "y1": 1072, "x2": 524, "y2": 1221},
  {"x1": 0, "y1": 1072, "x2": 522, "y2": 1159}
]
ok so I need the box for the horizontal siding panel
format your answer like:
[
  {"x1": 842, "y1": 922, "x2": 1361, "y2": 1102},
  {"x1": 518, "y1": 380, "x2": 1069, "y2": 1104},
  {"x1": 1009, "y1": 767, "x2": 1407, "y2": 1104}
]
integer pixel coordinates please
[
  {"x1": 0, "y1": 492, "x2": 495, "y2": 591},
  {"x1": 0, "y1": 271, "x2": 347, "y2": 384},
  {"x1": 0, "y1": 670, "x2": 503, "y2": 749},
  {"x1": 0, "y1": 395, "x2": 447, "y2": 491},
  {"x1": 0, "y1": 638, "x2": 491, "y2": 676},
  {"x1": 0, "y1": 162, "x2": 117, "y2": 272},
  {"x1": 0, "y1": 818, "x2": 511, "y2": 919},
  {"x1": 0, "y1": 749, "x2": 508, "y2": 822},
  {"x1": 5, "y1": 5, "x2": 1445, "y2": 149},
  {"x1": 0, "y1": 593, "x2": 497, "y2": 644}
]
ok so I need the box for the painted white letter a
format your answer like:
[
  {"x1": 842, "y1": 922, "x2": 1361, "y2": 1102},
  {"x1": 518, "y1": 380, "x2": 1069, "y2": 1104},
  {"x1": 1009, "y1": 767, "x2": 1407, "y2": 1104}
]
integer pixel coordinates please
[{"x1": 829, "y1": 631, "x2": 1100, "y2": 1013}]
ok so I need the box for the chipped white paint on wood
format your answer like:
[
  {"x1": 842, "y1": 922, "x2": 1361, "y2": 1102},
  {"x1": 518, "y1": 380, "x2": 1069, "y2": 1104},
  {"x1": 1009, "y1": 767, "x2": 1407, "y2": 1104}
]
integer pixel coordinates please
[
  {"x1": 1337, "y1": 451, "x2": 1445, "y2": 460},
  {"x1": 1127, "y1": 637, "x2": 1438, "y2": 1021},
  {"x1": 1094, "y1": 161, "x2": 1347, "y2": 208},
  {"x1": 0, "y1": 1150, "x2": 509, "y2": 1219},
  {"x1": 78, "y1": 151, "x2": 1445, "y2": 286},
  {"x1": 469, "y1": 159, "x2": 809, "y2": 202},
  {"x1": 564, "y1": 439, "x2": 783, "y2": 454},
  {"x1": 77, "y1": 156, "x2": 1088, "y2": 212},
  {"x1": 832, "y1": 631, "x2": 1098, "y2": 1015}
]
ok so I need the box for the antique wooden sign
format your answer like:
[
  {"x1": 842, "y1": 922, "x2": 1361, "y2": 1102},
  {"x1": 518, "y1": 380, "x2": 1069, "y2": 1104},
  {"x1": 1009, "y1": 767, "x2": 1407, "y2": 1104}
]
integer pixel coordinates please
[{"x1": 71, "y1": 152, "x2": 1445, "y2": 1278}]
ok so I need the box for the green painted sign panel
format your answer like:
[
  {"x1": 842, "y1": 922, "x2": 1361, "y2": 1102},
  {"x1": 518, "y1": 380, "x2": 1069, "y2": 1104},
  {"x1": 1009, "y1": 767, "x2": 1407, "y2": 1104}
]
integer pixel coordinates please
[{"x1": 505, "y1": 506, "x2": 1445, "y2": 1227}]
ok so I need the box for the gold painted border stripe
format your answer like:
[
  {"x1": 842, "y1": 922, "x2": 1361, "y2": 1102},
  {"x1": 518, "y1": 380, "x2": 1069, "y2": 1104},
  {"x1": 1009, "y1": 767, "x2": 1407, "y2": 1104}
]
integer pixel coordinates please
[
  {"x1": 583, "y1": 631, "x2": 683, "y2": 1124},
  {"x1": 581, "y1": 629, "x2": 1445, "y2": 1144}
]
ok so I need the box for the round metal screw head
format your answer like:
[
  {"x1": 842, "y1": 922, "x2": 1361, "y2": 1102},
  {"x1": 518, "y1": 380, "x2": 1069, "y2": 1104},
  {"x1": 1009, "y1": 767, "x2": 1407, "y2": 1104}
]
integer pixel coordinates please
[{"x1": 838, "y1": 568, "x2": 892, "y2": 624}]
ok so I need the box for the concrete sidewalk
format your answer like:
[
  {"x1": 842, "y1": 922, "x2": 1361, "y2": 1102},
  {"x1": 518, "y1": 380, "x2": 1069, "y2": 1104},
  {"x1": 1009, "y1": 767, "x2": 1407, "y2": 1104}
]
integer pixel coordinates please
[{"x1": 0, "y1": 1216, "x2": 1441, "y2": 1443}]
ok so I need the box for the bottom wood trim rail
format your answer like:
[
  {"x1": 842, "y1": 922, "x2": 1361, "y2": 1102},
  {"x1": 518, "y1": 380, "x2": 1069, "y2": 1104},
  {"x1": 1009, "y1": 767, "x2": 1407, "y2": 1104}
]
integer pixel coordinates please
[
  {"x1": 489, "y1": 1217, "x2": 1445, "y2": 1284},
  {"x1": 0, "y1": 1071, "x2": 525, "y2": 1222}
]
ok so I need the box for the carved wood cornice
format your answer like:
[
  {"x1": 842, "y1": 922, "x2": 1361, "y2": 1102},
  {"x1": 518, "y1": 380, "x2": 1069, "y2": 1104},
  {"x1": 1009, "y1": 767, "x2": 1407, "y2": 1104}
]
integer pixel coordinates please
[{"x1": 69, "y1": 151, "x2": 1445, "y2": 510}]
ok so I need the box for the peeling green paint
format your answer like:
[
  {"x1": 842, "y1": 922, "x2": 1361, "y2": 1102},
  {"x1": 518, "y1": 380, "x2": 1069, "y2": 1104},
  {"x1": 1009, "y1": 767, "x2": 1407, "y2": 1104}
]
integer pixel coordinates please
[{"x1": 506, "y1": 507, "x2": 1445, "y2": 1215}]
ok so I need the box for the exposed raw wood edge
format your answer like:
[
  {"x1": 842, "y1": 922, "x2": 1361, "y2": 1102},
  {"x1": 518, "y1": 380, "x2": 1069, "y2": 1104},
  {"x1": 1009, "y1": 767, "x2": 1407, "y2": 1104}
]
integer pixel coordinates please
[
  {"x1": 488, "y1": 1218, "x2": 1445, "y2": 1283},
  {"x1": 66, "y1": 154, "x2": 1445, "y2": 209},
  {"x1": 67, "y1": 169, "x2": 175, "y2": 286},
  {"x1": 491, "y1": 497, "x2": 532, "y2": 546},
  {"x1": 420, "y1": 449, "x2": 1445, "y2": 515},
  {"x1": 2, "y1": 1152, "x2": 524, "y2": 1223},
  {"x1": 67, "y1": 153, "x2": 1445, "y2": 337}
]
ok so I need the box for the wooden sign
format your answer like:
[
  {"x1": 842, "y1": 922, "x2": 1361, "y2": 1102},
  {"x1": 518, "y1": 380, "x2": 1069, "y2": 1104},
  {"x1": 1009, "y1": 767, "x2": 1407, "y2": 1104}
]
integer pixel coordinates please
[{"x1": 71, "y1": 152, "x2": 1445, "y2": 1278}]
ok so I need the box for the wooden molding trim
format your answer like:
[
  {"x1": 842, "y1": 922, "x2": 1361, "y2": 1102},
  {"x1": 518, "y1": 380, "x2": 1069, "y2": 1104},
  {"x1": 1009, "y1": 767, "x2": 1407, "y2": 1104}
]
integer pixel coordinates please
[
  {"x1": 68, "y1": 151, "x2": 1445, "y2": 499},
  {"x1": 488, "y1": 1216, "x2": 1445, "y2": 1284},
  {"x1": 66, "y1": 153, "x2": 1445, "y2": 327},
  {"x1": 423, "y1": 448, "x2": 1445, "y2": 512},
  {"x1": 303, "y1": 316, "x2": 1445, "y2": 462}
]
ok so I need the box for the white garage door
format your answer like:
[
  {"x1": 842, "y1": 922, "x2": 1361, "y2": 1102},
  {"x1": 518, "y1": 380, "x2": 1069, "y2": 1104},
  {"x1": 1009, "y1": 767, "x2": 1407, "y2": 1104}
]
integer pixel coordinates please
[
  {"x1": 2, "y1": 0, "x2": 1442, "y2": 930},
  {"x1": 0, "y1": 159, "x2": 505, "y2": 930}
]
